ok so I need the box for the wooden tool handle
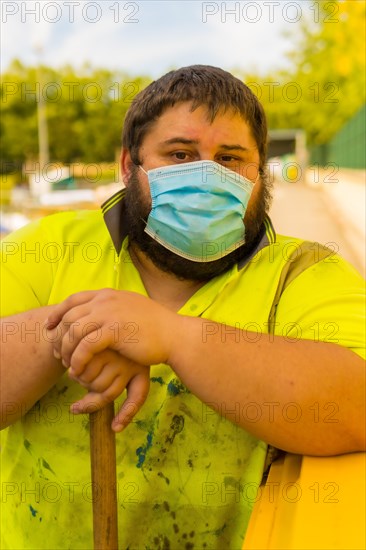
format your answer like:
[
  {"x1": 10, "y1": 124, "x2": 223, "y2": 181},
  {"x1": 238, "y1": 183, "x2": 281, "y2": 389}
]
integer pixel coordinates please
[{"x1": 90, "y1": 402, "x2": 119, "y2": 550}]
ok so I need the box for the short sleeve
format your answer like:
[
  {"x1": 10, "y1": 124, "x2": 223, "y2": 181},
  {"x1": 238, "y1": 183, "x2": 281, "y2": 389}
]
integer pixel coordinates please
[
  {"x1": 1, "y1": 219, "x2": 55, "y2": 316},
  {"x1": 274, "y1": 255, "x2": 365, "y2": 359}
]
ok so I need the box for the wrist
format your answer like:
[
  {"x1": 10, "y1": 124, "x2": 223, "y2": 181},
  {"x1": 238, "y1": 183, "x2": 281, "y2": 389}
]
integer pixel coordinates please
[{"x1": 165, "y1": 314, "x2": 202, "y2": 369}]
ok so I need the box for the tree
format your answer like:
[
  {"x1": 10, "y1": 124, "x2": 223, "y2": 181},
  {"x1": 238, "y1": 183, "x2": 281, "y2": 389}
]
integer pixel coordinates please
[
  {"x1": 0, "y1": 61, "x2": 151, "y2": 169},
  {"x1": 286, "y1": 0, "x2": 366, "y2": 144},
  {"x1": 240, "y1": 1, "x2": 366, "y2": 146}
]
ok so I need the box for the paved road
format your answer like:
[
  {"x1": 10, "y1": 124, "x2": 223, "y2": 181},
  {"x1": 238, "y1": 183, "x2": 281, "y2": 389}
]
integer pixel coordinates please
[{"x1": 269, "y1": 179, "x2": 365, "y2": 277}]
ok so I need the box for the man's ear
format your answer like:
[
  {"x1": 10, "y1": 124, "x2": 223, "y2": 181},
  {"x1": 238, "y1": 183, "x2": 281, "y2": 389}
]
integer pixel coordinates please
[{"x1": 121, "y1": 148, "x2": 134, "y2": 186}]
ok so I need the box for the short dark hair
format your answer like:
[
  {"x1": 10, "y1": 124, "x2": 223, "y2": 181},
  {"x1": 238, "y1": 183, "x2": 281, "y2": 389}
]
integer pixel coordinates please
[{"x1": 122, "y1": 65, "x2": 268, "y2": 170}]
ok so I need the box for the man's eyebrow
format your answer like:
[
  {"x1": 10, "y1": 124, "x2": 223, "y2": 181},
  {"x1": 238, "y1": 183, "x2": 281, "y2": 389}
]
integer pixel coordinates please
[
  {"x1": 160, "y1": 138, "x2": 252, "y2": 151},
  {"x1": 219, "y1": 144, "x2": 252, "y2": 152},
  {"x1": 160, "y1": 137, "x2": 200, "y2": 146}
]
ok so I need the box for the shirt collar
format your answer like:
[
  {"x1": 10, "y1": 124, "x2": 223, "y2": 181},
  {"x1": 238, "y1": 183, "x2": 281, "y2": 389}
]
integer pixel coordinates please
[
  {"x1": 101, "y1": 188, "x2": 128, "y2": 254},
  {"x1": 101, "y1": 189, "x2": 276, "y2": 268}
]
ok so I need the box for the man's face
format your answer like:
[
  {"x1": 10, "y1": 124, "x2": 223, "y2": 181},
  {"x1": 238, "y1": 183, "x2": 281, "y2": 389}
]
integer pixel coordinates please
[{"x1": 123, "y1": 102, "x2": 271, "y2": 281}]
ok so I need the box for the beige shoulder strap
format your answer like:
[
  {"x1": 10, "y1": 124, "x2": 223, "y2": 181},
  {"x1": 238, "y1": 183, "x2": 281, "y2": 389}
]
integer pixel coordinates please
[
  {"x1": 268, "y1": 240, "x2": 335, "y2": 335},
  {"x1": 263, "y1": 240, "x2": 335, "y2": 474},
  {"x1": 262, "y1": 241, "x2": 334, "y2": 474}
]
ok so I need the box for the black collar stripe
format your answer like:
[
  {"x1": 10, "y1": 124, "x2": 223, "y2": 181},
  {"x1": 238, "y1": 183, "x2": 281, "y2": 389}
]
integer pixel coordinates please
[
  {"x1": 263, "y1": 216, "x2": 276, "y2": 244},
  {"x1": 101, "y1": 189, "x2": 126, "y2": 215}
]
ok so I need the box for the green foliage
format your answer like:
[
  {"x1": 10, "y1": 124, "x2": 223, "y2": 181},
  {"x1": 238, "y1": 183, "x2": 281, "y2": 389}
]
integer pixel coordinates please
[
  {"x1": 1, "y1": 61, "x2": 151, "y2": 167},
  {"x1": 285, "y1": 0, "x2": 366, "y2": 144},
  {"x1": 241, "y1": 1, "x2": 366, "y2": 145},
  {"x1": 0, "y1": 172, "x2": 21, "y2": 204}
]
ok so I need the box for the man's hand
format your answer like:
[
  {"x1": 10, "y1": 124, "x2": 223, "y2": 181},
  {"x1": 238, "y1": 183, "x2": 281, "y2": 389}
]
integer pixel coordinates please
[
  {"x1": 67, "y1": 349, "x2": 150, "y2": 432},
  {"x1": 46, "y1": 289, "x2": 180, "y2": 372}
]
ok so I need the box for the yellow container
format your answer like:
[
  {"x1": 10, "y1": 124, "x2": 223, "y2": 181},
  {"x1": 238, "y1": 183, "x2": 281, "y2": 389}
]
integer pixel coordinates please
[{"x1": 243, "y1": 452, "x2": 366, "y2": 549}]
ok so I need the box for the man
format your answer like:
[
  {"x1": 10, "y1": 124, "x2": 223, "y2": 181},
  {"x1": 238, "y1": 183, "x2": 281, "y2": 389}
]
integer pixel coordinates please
[{"x1": 1, "y1": 65, "x2": 364, "y2": 549}]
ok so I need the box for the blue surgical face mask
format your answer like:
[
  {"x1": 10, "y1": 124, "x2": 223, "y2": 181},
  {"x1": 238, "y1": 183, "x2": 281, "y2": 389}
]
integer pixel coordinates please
[{"x1": 140, "y1": 160, "x2": 255, "y2": 262}]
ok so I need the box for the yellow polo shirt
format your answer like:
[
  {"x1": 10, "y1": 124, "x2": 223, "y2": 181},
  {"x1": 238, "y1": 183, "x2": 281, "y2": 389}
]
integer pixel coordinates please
[{"x1": 1, "y1": 196, "x2": 364, "y2": 549}]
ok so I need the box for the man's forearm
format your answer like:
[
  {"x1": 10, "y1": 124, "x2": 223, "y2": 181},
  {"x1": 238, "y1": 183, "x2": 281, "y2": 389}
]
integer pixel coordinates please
[
  {"x1": 45, "y1": 289, "x2": 365, "y2": 455},
  {"x1": 169, "y1": 316, "x2": 365, "y2": 456},
  {"x1": 1, "y1": 306, "x2": 65, "y2": 429}
]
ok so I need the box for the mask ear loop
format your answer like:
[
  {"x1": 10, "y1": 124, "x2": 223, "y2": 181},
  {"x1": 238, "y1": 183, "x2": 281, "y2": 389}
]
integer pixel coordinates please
[
  {"x1": 139, "y1": 165, "x2": 148, "y2": 176},
  {"x1": 253, "y1": 171, "x2": 261, "y2": 185}
]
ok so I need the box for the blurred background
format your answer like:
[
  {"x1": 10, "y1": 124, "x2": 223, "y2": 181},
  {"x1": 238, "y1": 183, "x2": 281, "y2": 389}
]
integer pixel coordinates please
[{"x1": 1, "y1": 0, "x2": 365, "y2": 274}]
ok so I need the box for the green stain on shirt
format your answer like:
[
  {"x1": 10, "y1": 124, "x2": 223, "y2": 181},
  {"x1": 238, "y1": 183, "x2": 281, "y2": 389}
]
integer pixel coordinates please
[
  {"x1": 41, "y1": 458, "x2": 56, "y2": 476},
  {"x1": 151, "y1": 376, "x2": 165, "y2": 386},
  {"x1": 167, "y1": 378, "x2": 188, "y2": 396},
  {"x1": 136, "y1": 430, "x2": 154, "y2": 468},
  {"x1": 29, "y1": 505, "x2": 38, "y2": 518}
]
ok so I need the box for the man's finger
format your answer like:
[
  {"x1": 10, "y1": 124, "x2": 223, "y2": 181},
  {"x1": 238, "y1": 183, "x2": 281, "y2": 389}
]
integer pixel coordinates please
[
  {"x1": 69, "y1": 332, "x2": 114, "y2": 373},
  {"x1": 47, "y1": 304, "x2": 92, "y2": 359},
  {"x1": 45, "y1": 290, "x2": 100, "y2": 329},
  {"x1": 112, "y1": 373, "x2": 150, "y2": 432},
  {"x1": 70, "y1": 392, "x2": 108, "y2": 414}
]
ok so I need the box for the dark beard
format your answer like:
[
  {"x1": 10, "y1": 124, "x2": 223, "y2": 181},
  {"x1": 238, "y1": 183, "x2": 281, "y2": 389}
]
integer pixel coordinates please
[{"x1": 124, "y1": 166, "x2": 272, "y2": 282}]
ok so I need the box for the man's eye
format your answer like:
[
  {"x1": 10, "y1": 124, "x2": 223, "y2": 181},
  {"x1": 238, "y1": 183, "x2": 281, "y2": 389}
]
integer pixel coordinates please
[
  {"x1": 220, "y1": 155, "x2": 239, "y2": 163},
  {"x1": 173, "y1": 152, "x2": 188, "y2": 160}
]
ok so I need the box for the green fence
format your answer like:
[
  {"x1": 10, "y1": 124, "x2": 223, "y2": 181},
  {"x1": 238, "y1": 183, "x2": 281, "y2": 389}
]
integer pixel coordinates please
[{"x1": 310, "y1": 104, "x2": 365, "y2": 168}]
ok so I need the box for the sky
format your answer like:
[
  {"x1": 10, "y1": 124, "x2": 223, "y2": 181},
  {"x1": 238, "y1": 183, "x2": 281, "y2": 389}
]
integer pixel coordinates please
[{"x1": 0, "y1": 0, "x2": 316, "y2": 77}]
